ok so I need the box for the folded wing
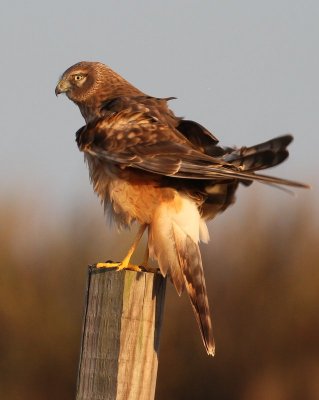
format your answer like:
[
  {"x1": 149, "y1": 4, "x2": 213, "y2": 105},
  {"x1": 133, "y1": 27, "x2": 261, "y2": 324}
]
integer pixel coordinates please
[{"x1": 76, "y1": 104, "x2": 308, "y2": 188}]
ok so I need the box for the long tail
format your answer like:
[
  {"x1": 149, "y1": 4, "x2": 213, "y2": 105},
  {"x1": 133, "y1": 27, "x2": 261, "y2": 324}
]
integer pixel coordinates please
[
  {"x1": 149, "y1": 195, "x2": 215, "y2": 355},
  {"x1": 172, "y1": 224, "x2": 215, "y2": 355},
  {"x1": 223, "y1": 134, "x2": 292, "y2": 172}
]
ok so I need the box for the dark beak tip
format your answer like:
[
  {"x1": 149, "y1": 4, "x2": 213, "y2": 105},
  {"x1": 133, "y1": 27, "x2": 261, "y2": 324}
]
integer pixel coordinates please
[{"x1": 55, "y1": 84, "x2": 61, "y2": 97}]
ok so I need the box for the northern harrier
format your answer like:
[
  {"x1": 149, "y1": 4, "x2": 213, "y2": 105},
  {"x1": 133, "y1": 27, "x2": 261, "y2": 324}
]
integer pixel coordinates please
[{"x1": 55, "y1": 61, "x2": 308, "y2": 355}]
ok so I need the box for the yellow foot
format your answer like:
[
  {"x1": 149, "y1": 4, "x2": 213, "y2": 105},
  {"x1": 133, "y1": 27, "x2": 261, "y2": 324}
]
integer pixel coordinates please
[
  {"x1": 95, "y1": 261, "x2": 143, "y2": 272},
  {"x1": 95, "y1": 261, "x2": 160, "y2": 273}
]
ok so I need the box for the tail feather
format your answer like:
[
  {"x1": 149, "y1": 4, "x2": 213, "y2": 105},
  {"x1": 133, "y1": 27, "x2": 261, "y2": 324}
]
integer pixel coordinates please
[
  {"x1": 173, "y1": 224, "x2": 215, "y2": 355},
  {"x1": 223, "y1": 134, "x2": 293, "y2": 172},
  {"x1": 148, "y1": 196, "x2": 215, "y2": 354},
  {"x1": 229, "y1": 149, "x2": 289, "y2": 172},
  {"x1": 148, "y1": 210, "x2": 185, "y2": 296}
]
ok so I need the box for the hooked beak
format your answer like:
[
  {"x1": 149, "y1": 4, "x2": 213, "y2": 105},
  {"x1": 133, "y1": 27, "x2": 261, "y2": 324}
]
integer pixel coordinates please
[{"x1": 55, "y1": 79, "x2": 71, "y2": 96}]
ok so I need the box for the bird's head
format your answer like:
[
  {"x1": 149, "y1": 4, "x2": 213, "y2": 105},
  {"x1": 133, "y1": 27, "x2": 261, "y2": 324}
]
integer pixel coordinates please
[
  {"x1": 55, "y1": 61, "x2": 142, "y2": 108},
  {"x1": 55, "y1": 61, "x2": 108, "y2": 104}
]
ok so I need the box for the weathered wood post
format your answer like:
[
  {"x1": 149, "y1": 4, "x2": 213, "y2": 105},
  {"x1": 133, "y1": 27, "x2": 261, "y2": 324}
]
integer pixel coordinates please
[{"x1": 76, "y1": 266, "x2": 166, "y2": 400}]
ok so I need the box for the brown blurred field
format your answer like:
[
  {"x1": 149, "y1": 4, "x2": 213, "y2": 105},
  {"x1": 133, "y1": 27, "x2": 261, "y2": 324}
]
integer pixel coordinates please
[{"x1": 0, "y1": 194, "x2": 318, "y2": 400}]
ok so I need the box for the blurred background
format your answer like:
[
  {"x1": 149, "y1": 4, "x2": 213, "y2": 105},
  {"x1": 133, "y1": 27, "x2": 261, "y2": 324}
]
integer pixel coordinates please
[{"x1": 0, "y1": 0, "x2": 318, "y2": 399}]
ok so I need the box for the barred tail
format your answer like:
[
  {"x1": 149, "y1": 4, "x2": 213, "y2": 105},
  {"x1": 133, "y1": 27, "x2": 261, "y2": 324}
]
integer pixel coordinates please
[
  {"x1": 173, "y1": 224, "x2": 215, "y2": 355},
  {"x1": 224, "y1": 134, "x2": 293, "y2": 171},
  {"x1": 149, "y1": 195, "x2": 215, "y2": 355}
]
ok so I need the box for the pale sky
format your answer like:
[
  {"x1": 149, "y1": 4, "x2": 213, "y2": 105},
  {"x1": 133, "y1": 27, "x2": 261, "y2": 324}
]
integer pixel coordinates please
[{"x1": 0, "y1": 0, "x2": 318, "y2": 216}]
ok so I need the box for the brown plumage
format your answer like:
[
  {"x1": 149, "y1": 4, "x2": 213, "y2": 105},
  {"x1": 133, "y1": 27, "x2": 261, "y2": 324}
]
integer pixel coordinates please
[{"x1": 56, "y1": 61, "x2": 308, "y2": 356}]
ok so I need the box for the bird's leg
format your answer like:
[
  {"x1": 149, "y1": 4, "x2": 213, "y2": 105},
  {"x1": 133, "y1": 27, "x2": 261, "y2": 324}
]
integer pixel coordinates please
[
  {"x1": 116, "y1": 224, "x2": 147, "y2": 271},
  {"x1": 139, "y1": 246, "x2": 159, "y2": 274},
  {"x1": 142, "y1": 246, "x2": 149, "y2": 267},
  {"x1": 96, "y1": 224, "x2": 147, "y2": 272}
]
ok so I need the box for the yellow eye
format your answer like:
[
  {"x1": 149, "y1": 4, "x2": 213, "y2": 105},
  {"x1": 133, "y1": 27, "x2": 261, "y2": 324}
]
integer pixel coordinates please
[{"x1": 74, "y1": 74, "x2": 84, "y2": 81}]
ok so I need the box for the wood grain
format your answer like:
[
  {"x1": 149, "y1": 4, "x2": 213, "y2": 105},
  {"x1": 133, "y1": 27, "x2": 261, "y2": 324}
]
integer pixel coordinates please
[{"x1": 76, "y1": 267, "x2": 166, "y2": 400}]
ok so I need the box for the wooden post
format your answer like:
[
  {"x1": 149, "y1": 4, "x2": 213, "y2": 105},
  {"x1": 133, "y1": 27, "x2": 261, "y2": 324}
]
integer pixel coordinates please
[{"x1": 76, "y1": 267, "x2": 166, "y2": 400}]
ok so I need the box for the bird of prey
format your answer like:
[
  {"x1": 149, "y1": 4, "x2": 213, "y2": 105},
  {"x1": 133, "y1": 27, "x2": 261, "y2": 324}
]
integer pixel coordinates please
[{"x1": 55, "y1": 61, "x2": 308, "y2": 356}]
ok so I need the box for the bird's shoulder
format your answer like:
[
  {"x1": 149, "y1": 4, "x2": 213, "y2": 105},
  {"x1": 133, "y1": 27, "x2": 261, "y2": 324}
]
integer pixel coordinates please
[
  {"x1": 100, "y1": 95, "x2": 179, "y2": 128},
  {"x1": 77, "y1": 94, "x2": 223, "y2": 155},
  {"x1": 76, "y1": 96, "x2": 185, "y2": 152}
]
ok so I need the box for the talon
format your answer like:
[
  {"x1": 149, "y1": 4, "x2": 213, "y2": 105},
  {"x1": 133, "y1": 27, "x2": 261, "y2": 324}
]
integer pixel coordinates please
[
  {"x1": 95, "y1": 260, "x2": 143, "y2": 272},
  {"x1": 96, "y1": 261, "x2": 120, "y2": 269},
  {"x1": 95, "y1": 260, "x2": 160, "y2": 274},
  {"x1": 117, "y1": 263, "x2": 143, "y2": 272},
  {"x1": 95, "y1": 224, "x2": 149, "y2": 273}
]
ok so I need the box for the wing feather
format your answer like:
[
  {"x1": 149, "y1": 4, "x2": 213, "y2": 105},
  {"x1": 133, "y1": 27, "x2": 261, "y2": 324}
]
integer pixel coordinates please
[{"x1": 76, "y1": 107, "x2": 309, "y2": 189}]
